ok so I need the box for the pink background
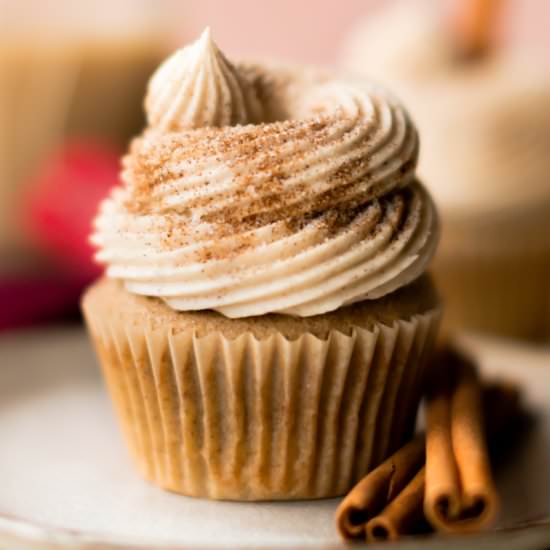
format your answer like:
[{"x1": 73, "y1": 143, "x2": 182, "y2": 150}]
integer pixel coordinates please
[{"x1": 173, "y1": 0, "x2": 550, "y2": 67}]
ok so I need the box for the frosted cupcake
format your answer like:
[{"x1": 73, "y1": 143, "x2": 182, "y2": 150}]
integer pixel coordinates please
[
  {"x1": 82, "y1": 29, "x2": 441, "y2": 500},
  {"x1": 341, "y1": 1, "x2": 550, "y2": 340}
]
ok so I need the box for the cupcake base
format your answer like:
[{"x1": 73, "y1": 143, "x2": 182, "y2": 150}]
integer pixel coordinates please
[{"x1": 82, "y1": 276, "x2": 441, "y2": 500}]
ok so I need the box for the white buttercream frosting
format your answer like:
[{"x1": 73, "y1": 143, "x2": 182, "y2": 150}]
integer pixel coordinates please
[{"x1": 92, "y1": 30, "x2": 439, "y2": 318}]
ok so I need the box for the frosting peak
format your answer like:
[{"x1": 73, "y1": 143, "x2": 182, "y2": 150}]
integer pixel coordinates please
[{"x1": 145, "y1": 27, "x2": 263, "y2": 131}]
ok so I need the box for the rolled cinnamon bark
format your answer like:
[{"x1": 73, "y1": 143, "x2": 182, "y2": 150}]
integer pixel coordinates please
[
  {"x1": 362, "y1": 380, "x2": 518, "y2": 541},
  {"x1": 450, "y1": 0, "x2": 502, "y2": 60},
  {"x1": 335, "y1": 436, "x2": 425, "y2": 540},
  {"x1": 424, "y1": 348, "x2": 499, "y2": 533},
  {"x1": 424, "y1": 356, "x2": 462, "y2": 521},
  {"x1": 366, "y1": 467, "x2": 426, "y2": 542},
  {"x1": 335, "y1": 346, "x2": 519, "y2": 541}
]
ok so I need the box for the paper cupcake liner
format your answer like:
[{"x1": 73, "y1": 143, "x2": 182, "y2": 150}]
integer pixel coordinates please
[{"x1": 84, "y1": 307, "x2": 440, "y2": 500}]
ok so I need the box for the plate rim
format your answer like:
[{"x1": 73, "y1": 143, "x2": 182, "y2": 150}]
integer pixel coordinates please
[
  {"x1": 2, "y1": 511, "x2": 550, "y2": 550},
  {"x1": 2, "y1": 327, "x2": 550, "y2": 549}
]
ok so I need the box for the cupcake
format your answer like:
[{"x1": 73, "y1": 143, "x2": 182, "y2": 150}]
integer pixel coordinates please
[
  {"x1": 341, "y1": 1, "x2": 550, "y2": 340},
  {"x1": 82, "y1": 28, "x2": 441, "y2": 500}
]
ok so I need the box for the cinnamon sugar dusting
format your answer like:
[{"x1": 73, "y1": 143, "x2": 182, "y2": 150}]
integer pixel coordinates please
[{"x1": 122, "y1": 106, "x2": 414, "y2": 255}]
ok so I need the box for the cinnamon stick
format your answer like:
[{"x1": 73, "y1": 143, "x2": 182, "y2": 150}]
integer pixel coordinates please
[
  {"x1": 335, "y1": 349, "x2": 520, "y2": 541},
  {"x1": 335, "y1": 436, "x2": 425, "y2": 540},
  {"x1": 450, "y1": 0, "x2": 502, "y2": 61},
  {"x1": 365, "y1": 467, "x2": 426, "y2": 542},
  {"x1": 361, "y1": 379, "x2": 518, "y2": 541},
  {"x1": 424, "y1": 348, "x2": 499, "y2": 533}
]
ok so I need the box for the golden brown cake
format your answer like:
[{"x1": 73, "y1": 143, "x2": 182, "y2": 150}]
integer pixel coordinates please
[{"x1": 83, "y1": 28, "x2": 442, "y2": 500}]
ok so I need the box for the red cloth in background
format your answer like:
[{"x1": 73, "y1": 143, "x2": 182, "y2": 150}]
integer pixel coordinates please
[
  {"x1": 0, "y1": 277, "x2": 87, "y2": 331},
  {"x1": 1, "y1": 140, "x2": 119, "y2": 332},
  {"x1": 23, "y1": 141, "x2": 120, "y2": 281}
]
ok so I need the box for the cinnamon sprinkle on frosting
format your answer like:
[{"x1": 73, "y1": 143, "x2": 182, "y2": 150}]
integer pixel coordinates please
[{"x1": 91, "y1": 29, "x2": 439, "y2": 318}]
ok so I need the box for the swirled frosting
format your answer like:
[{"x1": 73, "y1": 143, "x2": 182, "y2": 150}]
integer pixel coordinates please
[{"x1": 92, "y1": 30, "x2": 439, "y2": 318}]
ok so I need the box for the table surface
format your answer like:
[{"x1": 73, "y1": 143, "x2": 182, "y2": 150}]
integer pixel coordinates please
[{"x1": 0, "y1": 326, "x2": 549, "y2": 549}]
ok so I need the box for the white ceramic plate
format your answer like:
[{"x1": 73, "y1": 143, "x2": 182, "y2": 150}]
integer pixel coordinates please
[{"x1": 0, "y1": 327, "x2": 549, "y2": 549}]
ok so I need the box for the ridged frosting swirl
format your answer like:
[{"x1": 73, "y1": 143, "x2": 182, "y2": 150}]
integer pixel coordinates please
[{"x1": 92, "y1": 30, "x2": 439, "y2": 318}]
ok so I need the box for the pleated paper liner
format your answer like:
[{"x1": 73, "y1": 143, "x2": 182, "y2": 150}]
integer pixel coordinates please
[{"x1": 83, "y1": 300, "x2": 441, "y2": 501}]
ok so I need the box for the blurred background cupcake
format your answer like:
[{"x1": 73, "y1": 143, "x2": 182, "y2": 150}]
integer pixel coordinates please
[
  {"x1": 0, "y1": 0, "x2": 171, "y2": 329},
  {"x1": 1, "y1": 0, "x2": 170, "y2": 264},
  {"x1": 341, "y1": 0, "x2": 550, "y2": 341}
]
